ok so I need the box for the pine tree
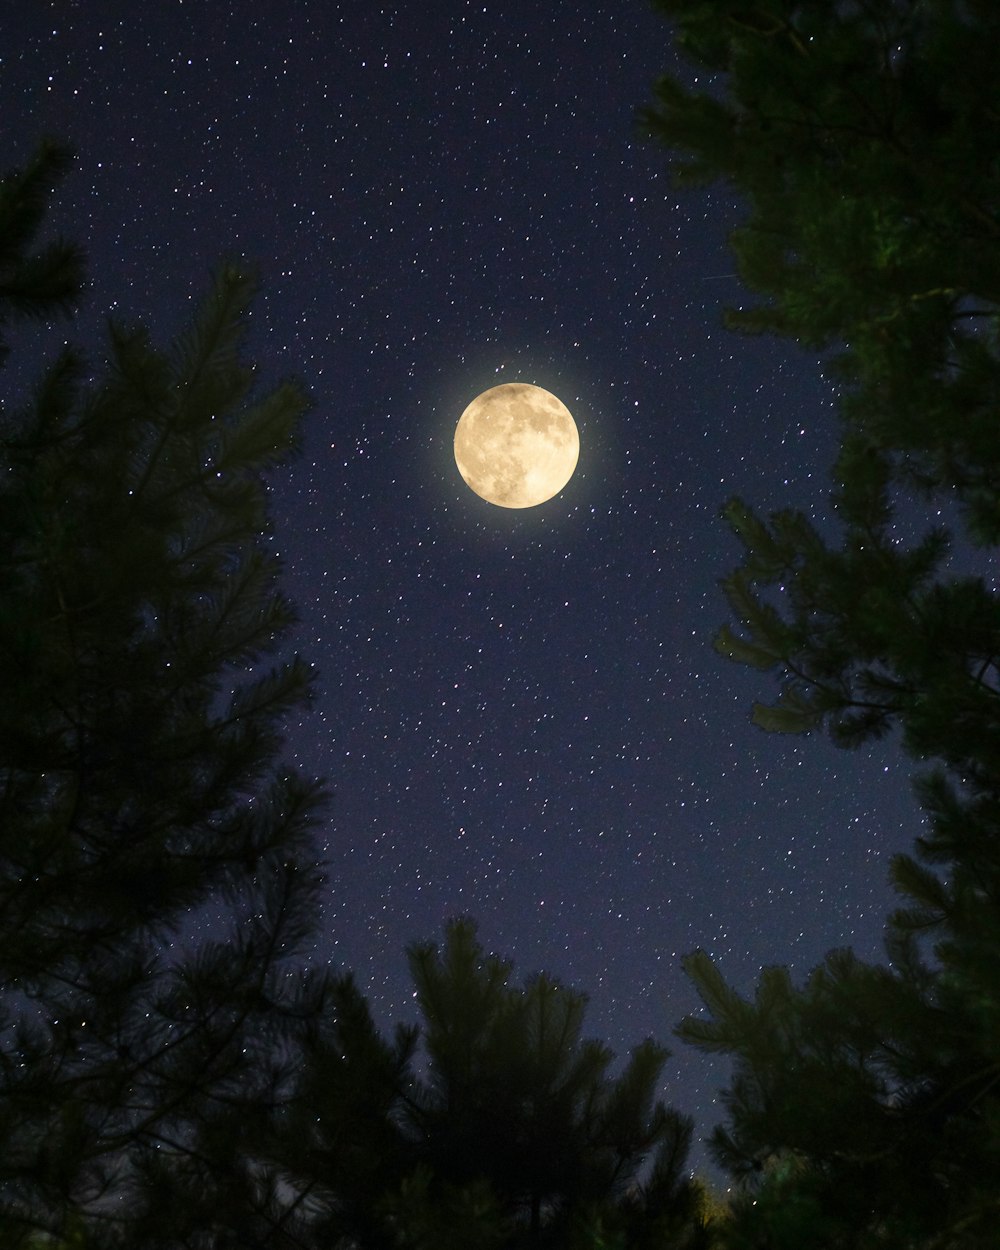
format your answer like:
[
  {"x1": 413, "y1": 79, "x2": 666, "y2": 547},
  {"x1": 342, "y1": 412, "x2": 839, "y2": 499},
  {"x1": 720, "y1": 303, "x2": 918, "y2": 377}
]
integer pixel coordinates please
[
  {"x1": 0, "y1": 145, "x2": 331, "y2": 1248},
  {"x1": 278, "y1": 918, "x2": 709, "y2": 1249},
  {"x1": 404, "y1": 916, "x2": 684, "y2": 1244},
  {"x1": 641, "y1": 2, "x2": 1000, "y2": 1245},
  {"x1": 0, "y1": 140, "x2": 84, "y2": 359}
]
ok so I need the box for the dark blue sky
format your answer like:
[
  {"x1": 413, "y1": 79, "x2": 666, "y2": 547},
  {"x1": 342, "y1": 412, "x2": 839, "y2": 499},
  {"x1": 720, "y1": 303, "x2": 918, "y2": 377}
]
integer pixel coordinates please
[{"x1": 5, "y1": 0, "x2": 921, "y2": 1176}]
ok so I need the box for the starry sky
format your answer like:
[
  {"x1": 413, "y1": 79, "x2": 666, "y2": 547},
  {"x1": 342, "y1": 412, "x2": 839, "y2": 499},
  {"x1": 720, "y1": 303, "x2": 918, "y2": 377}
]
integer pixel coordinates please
[{"x1": 5, "y1": 1, "x2": 923, "y2": 1174}]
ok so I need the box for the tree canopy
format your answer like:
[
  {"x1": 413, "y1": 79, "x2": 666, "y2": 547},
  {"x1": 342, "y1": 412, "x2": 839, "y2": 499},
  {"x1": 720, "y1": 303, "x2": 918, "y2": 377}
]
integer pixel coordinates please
[
  {"x1": 277, "y1": 917, "x2": 711, "y2": 1250},
  {"x1": 0, "y1": 141, "x2": 330, "y2": 1248},
  {"x1": 643, "y1": 2, "x2": 1000, "y2": 1245}
]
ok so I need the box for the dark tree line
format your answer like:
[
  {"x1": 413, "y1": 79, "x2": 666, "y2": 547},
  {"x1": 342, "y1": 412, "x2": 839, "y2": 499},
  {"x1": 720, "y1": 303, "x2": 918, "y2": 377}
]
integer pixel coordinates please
[
  {"x1": 0, "y1": 143, "x2": 708, "y2": 1249},
  {"x1": 641, "y1": 1, "x2": 1000, "y2": 1246}
]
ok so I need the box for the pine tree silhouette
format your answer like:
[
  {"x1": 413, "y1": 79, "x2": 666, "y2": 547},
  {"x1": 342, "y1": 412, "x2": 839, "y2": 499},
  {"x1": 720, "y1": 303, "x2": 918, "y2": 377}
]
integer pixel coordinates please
[
  {"x1": 642, "y1": 2, "x2": 1000, "y2": 1244},
  {"x1": 279, "y1": 919, "x2": 711, "y2": 1249},
  {"x1": 0, "y1": 144, "x2": 331, "y2": 1249}
]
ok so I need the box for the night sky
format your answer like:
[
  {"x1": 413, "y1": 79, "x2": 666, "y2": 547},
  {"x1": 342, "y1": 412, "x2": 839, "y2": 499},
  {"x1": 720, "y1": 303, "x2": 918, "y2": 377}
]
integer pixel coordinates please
[{"x1": 5, "y1": 2, "x2": 922, "y2": 1174}]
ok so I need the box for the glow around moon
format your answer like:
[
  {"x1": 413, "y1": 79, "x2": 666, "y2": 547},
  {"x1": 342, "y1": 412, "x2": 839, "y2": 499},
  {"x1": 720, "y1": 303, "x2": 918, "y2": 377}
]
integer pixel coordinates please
[{"x1": 454, "y1": 383, "x2": 580, "y2": 508}]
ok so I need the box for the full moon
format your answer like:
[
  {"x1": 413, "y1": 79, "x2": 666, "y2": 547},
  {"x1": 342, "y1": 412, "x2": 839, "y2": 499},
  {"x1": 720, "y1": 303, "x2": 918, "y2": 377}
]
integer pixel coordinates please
[{"x1": 454, "y1": 383, "x2": 580, "y2": 508}]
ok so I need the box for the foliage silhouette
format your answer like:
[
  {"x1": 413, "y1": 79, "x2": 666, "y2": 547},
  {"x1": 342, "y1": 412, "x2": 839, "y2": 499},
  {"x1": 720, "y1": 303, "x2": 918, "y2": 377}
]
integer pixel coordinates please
[
  {"x1": 279, "y1": 918, "x2": 714, "y2": 1249},
  {"x1": 643, "y1": 2, "x2": 1000, "y2": 1245},
  {"x1": 0, "y1": 143, "x2": 330, "y2": 1249}
]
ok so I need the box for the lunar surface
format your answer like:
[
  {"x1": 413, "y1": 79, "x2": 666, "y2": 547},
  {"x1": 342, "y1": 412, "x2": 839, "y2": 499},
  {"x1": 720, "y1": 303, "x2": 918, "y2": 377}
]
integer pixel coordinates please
[{"x1": 454, "y1": 383, "x2": 580, "y2": 508}]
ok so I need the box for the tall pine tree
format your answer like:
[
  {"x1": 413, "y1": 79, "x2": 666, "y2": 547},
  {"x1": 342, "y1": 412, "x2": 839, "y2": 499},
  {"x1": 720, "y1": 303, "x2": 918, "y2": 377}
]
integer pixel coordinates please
[
  {"x1": 277, "y1": 918, "x2": 712, "y2": 1250},
  {"x1": 0, "y1": 144, "x2": 331, "y2": 1248},
  {"x1": 642, "y1": 2, "x2": 1000, "y2": 1245}
]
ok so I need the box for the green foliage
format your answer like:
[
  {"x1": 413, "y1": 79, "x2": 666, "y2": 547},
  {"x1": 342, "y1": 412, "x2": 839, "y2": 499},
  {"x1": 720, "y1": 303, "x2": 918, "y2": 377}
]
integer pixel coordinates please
[
  {"x1": 677, "y1": 932, "x2": 1000, "y2": 1247},
  {"x1": 0, "y1": 141, "x2": 85, "y2": 348},
  {"x1": 643, "y1": 0, "x2": 1000, "y2": 545},
  {"x1": 0, "y1": 146, "x2": 330, "y2": 1248},
  {"x1": 278, "y1": 918, "x2": 709, "y2": 1249},
  {"x1": 385, "y1": 1166, "x2": 511, "y2": 1250},
  {"x1": 643, "y1": 2, "x2": 1000, "y2": 1245},
  {"x1": 405, "y1": 918, "x2": 694, "y2": 1239}
]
